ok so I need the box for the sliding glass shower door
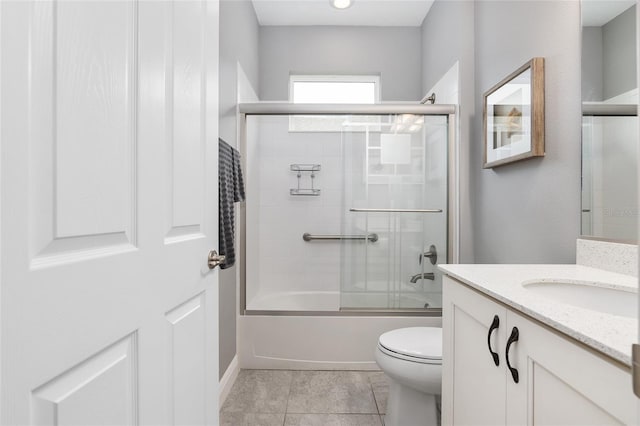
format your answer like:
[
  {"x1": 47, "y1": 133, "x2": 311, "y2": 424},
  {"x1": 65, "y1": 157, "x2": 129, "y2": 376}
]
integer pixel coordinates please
[{"x1": 339, "y1": 114, "x2": 449, "y2": 311}]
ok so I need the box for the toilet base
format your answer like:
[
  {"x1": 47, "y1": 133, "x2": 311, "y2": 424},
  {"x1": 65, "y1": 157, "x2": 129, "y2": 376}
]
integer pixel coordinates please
[{"x1": 385, "y1": 379, "x2": 438, "y2": 426}]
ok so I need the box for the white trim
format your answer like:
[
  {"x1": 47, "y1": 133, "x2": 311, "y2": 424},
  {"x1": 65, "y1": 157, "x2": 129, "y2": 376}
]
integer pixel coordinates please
[
  {"x1": 0, "y1": 1, "x2": 3, "y2": 422},
  {"x1": 218, "y1": 355, "x2": 239, "y2": 408}
]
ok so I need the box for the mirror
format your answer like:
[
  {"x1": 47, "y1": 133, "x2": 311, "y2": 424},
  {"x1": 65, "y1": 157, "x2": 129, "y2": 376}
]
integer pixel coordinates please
[{"x1": 581, "y1": 0, "x2": 638, "y2": 241}]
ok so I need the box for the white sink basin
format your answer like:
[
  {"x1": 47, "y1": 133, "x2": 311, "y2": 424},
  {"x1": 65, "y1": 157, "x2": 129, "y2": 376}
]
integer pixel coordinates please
[{"x1": 521, "y1": 280, "x2": 638, "y2": 318}]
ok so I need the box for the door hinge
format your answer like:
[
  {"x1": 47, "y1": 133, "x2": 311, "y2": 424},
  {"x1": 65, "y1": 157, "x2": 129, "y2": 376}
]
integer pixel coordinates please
[{"x1": 633, "y1": 344, "x2": 640, "y2": 398}]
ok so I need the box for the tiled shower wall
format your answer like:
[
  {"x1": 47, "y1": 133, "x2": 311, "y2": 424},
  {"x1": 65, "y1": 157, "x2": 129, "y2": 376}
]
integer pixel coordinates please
[{"x1": 246, "y1": 116, "x2": 344, "y2": 306}]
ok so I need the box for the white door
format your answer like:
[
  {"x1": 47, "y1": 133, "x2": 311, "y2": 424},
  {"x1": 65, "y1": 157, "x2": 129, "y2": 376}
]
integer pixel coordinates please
[
  {"x1": 0, "y1": 1, "x2": 220, "y2": 425},
  {"x1": 636, "y1": 0, "x2": 640, "y2": 415}
]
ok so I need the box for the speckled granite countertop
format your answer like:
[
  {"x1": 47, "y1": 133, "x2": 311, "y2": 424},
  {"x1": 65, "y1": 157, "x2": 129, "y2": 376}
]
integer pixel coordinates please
[{"x1": 438, "y1": 264, "x2": 638, "y2": 367}]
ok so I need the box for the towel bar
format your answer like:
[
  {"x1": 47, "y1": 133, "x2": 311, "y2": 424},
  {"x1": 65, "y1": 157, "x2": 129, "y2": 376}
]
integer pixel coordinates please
[{"x1": 302, "y1": 233, "x2": 378, "y2": 242}]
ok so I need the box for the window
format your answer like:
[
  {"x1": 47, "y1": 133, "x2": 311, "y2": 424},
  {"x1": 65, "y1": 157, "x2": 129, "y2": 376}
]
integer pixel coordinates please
[
  {"x1": 289, "y1": 75, "x2": 380, "y2": 131},
  {"x1": 290, "y1": 75, "x2": 380, "y2": 104}
]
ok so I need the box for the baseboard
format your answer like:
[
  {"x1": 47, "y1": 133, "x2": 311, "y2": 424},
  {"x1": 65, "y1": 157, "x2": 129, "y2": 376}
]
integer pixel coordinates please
[{"x1": 219, "y1": 355, "x2": 239, "y2": 408}]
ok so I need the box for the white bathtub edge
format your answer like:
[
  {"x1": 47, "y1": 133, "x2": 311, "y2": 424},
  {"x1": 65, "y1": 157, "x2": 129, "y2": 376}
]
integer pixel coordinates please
[{"x1": 238, "y1": 315, "x2": 441, "y2": 370}]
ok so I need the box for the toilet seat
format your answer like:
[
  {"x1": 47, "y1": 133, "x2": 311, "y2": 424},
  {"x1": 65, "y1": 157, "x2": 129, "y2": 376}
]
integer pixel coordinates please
[{"x1": 377, "y1": 327, "x2": 442, "y2": 365}]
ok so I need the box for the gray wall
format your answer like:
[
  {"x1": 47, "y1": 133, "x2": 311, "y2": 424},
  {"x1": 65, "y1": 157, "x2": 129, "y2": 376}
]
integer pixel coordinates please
[
  {"x1": 603, "y1": 5, "x2": 637, "y2": 100},
  {"x1": 257, "y1": 1, "x2": 582, "y2": 264},
  {"x1": 582, "y1": 26, "x2": 603, "y2": 101},
  {"x1": 583, "y1": 5, "x2": 637, "y2": 102},
  {"x1": 420, "y1": 0, "x2": 476, "y2": 263},
  {"x1": 221, "y1": 0, "x2": 588, "y2": 375},
  {"x1": 218, "y1": 0, "x2": 259, "y2": 379},
  {"x1": 472, "y1": 0, "x2": 581, "y2": 263},
  {"x1": 258, "y1": 26, "x2": 422, "y2": 101}
]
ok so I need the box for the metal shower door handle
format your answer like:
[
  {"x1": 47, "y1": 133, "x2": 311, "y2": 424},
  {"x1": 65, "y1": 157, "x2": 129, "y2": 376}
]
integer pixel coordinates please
[{"x1": 208, "y1": 250, "x2": 226, "y2": 270}]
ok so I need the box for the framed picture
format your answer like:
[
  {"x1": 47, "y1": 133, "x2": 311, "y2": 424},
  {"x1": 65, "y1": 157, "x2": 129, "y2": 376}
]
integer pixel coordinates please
[{"x1": 483, "y1": 58, "x2": 545, "y2": 168}]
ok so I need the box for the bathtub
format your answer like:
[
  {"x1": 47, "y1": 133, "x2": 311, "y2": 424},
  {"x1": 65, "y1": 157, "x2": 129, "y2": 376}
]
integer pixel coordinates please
[
  {"x1": 239, "y1": 290, "x2": 441, "y2": 370},
  {"x1": 247, "y1": 291, "x2": 339, "y2": 311}
]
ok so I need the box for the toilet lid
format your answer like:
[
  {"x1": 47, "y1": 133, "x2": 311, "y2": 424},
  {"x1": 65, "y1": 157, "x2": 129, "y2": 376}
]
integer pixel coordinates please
[{"x1": 378, "y1": 327, "x2": 442, "y2": 361}]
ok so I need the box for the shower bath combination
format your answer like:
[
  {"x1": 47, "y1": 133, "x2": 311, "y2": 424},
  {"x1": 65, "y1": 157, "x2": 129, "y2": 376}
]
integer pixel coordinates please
[{"x1": 237, "y1": 102, "x2": 458, "y2": 369}]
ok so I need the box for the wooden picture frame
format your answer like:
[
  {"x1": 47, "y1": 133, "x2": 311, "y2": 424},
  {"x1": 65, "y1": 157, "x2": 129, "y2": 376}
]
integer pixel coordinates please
[{"x1": 483, "y1": 57, "x2": 545, "y2": 169}]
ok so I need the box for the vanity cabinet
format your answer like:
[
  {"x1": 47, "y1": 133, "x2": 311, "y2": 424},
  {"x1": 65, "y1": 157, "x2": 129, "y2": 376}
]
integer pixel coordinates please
[{"x1": 442, "y1": 276, "x2": 638, "y2": 425}]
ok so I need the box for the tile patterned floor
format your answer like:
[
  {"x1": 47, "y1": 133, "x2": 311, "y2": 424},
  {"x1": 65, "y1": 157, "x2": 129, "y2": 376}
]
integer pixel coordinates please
[{"x1": 221, "y1": 370, "x2": 389, "y2": 426}]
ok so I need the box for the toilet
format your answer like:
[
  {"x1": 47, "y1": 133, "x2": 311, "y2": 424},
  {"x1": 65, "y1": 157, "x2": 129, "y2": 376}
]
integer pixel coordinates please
[{"x1": 375, "y1": 327, "x2": 442, "y2": 426}]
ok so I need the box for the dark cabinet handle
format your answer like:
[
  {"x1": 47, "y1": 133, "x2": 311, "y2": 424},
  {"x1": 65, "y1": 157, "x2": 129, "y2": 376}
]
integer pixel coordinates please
[
  {"x1": 487, "y1": 315, "x2": 500, "y2": 366},
  {"x1": 506, "y1": 327, "x2": 519, "y2": 383}
]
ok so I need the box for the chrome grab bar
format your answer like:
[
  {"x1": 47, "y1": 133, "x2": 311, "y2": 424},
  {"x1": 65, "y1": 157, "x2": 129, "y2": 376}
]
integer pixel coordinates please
[
  {"x1": 302, "y1": 233, "x2": 378, "y2": 243},
  {"x1": 349, "y1": 208, "x2": 443, "y2": 213}
]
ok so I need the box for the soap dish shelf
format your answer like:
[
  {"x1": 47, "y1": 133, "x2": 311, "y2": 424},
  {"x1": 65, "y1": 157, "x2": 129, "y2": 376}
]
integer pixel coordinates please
[
  {"x1": 290, "y1": 188, "x2": 321, "y2": 196},
  {"x1": 291, "y1": 164, "x2": 321, "y2": 172},
  {"x1": 291, "y1": 164, "x2": 321, "y2": 196}
]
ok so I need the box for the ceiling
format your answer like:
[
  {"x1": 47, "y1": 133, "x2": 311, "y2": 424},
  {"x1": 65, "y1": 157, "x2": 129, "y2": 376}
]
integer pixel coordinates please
[
  {"x1": 581, "y1": 0, "x2": 636, "y2": 26},
  {"x1": 251, "y1": 0, "x2": 435, "y2": 27}
]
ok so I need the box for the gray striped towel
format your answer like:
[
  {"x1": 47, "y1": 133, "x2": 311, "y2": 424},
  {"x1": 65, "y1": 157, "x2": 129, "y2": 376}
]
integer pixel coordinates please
[{"x1": 219, "y1": 138, "x2": 245, "y2": 269}]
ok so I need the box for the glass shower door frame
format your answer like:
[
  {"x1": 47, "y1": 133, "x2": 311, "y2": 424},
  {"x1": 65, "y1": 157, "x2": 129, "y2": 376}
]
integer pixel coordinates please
[{"x1": 237, "y1": 103, "x2": 459, "y2": 316}]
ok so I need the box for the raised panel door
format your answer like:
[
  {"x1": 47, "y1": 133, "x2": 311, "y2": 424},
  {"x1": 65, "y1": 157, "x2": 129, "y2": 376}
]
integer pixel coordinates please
[{"x1": 0, "y1": 1, "x2": 220, "y2": 424}]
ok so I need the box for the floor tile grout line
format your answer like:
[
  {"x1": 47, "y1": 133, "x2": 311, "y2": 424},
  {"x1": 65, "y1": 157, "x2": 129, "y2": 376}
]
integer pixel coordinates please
[
  {"x1": 282, "y1": 370, "x2": 295, "y2": 426},
  {"x1": 371, "y1": 383, "x2": 382, "y2": 415},
  {"x1": 368, "y1": 372, "x2": 384, "y2": 416}
]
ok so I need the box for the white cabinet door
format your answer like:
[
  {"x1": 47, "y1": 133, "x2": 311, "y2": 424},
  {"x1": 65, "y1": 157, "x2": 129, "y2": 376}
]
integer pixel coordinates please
[
  {"x1": 442, "y1": 277, "x2": 507, "y2": 426},
  {"x1": 444, "y1": 277, "x2": 638, "y2": 426},
  {"x1": 506, "y1": 311, "x2": 638, "y2": 426},
  {"x1": 0, "y1": 1, "x2": 220, "y2": 425}
]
